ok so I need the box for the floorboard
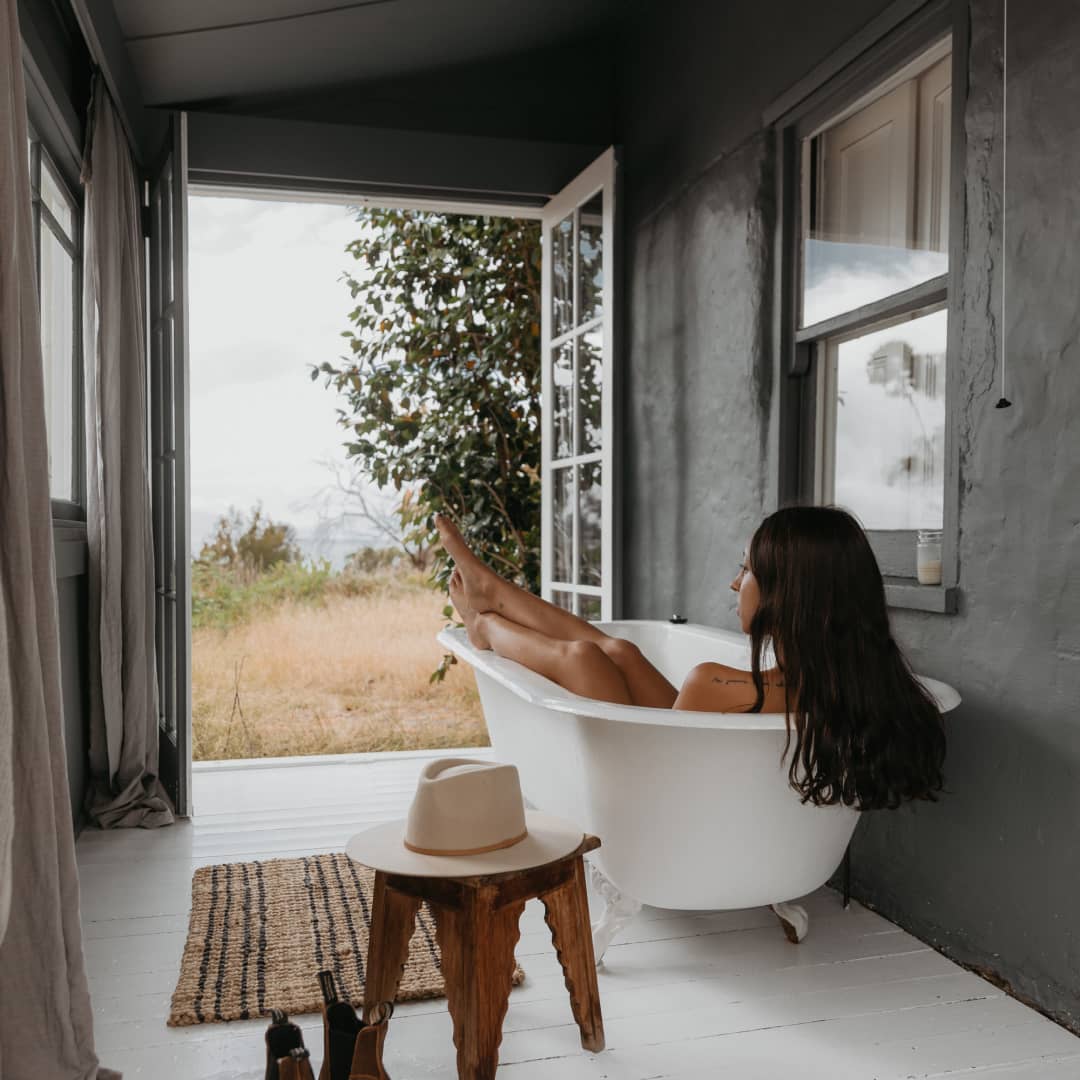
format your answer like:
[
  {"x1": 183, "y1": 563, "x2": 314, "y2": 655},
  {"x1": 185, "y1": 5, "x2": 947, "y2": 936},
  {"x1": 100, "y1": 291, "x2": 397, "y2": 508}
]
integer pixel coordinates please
[{"x1": 77, "y1": 749, "x2": 1080, "y2": 1079}]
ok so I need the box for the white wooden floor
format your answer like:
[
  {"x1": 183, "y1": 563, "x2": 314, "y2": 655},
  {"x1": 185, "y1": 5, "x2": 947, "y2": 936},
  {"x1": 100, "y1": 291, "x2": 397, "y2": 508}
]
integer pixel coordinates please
[{"x1": 78, "y1": 749, "x2": 1080, "y2": 1080}]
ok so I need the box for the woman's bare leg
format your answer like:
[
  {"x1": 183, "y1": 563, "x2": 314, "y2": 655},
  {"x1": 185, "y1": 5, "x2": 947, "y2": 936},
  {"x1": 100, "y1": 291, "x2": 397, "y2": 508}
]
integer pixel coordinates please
[
  {"x1": 477, "y1": 612, "x2": 633, "y2": 705},
  {"x1": 436, "y1": 513, "x2": 604, "y2": 643},
  {"x1": 444, "y1": 536, "x2": 678, "y2": 708}
]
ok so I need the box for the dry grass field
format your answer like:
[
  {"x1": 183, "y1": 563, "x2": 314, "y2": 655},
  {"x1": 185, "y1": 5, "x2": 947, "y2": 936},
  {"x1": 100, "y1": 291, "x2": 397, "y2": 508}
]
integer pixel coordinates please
[{"x1": 192, "y1": 584, "x2": 487, "y2": 761}]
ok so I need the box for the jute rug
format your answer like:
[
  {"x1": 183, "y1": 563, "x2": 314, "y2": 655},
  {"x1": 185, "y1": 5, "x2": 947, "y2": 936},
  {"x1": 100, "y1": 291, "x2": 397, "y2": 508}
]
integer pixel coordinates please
[{"x1": 168, "y1": 853, "x2": 524, "y2": 1026}]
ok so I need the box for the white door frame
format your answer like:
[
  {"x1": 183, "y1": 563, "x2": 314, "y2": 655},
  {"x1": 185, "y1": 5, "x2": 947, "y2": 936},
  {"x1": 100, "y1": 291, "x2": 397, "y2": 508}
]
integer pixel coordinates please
[{"x1": 540, "y1": 147, "x2": 618, "y2": 620}]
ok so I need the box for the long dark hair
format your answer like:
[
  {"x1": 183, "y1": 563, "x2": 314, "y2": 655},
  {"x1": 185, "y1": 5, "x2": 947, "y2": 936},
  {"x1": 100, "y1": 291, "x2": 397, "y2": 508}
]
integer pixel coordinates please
[{"x1": 747, "y1": 506, "x2": 946, "y2": 811}]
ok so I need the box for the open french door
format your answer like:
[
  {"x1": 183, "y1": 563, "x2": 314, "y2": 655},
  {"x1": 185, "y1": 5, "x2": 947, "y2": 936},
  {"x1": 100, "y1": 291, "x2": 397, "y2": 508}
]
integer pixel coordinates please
[
  {"x1": 540, "y1": 148, "x2": 619, "y2": 621},
  {"x1": 148, "y1": 113, "x2": 192, "y2": 815}
]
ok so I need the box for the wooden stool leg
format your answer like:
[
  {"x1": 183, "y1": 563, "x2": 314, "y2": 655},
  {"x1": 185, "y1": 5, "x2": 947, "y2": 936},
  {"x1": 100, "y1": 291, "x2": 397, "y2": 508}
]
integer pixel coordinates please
[
  {"x1": 433, "y1": 886, "x2": 525, "y2": 1080},
  {"x1": 364, "y1": 871, "x2": 421, "y2": 1020},
  {"x1": 540, "y1": 856, "x2": 605, "y2": 1052}
]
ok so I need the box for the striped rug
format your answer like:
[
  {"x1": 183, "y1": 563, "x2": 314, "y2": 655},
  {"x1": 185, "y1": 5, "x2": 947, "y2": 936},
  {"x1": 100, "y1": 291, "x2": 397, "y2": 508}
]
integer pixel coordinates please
[{"x1": 168, "y1": 852, "x2": 524, "y2": 1026}]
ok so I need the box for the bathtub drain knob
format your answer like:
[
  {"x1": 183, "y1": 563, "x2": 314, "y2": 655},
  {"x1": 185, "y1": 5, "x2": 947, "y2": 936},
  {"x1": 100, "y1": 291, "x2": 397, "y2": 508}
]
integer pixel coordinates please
[{"x1": 669, "y1": 613, "x2": 688, "y2": 624}]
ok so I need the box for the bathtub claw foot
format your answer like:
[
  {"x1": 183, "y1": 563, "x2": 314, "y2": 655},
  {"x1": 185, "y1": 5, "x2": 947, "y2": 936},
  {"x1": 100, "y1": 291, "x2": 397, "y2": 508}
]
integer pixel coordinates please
[
  {"x1": 770, "y1": 901, "x2": 809, "y2": 943},
  {"x1": 586, "y1": 860, "x2": 642, "y2": 965}
]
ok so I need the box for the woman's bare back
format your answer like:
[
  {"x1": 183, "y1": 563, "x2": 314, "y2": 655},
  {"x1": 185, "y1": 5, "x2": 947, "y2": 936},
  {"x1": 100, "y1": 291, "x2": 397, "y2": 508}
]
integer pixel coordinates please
[{"x1": 674, "y1": 663, "x2": 789, "y2": 713}]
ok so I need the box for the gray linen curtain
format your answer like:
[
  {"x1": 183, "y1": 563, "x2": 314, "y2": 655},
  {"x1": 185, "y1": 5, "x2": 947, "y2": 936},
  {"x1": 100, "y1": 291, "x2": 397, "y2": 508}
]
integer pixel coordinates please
[
  {"x1": 82, "y1": 83, "x2": 174, "y2": 829},
  {"x1": 0, "y1": 2, "x2": 114, "y2": 1076}
]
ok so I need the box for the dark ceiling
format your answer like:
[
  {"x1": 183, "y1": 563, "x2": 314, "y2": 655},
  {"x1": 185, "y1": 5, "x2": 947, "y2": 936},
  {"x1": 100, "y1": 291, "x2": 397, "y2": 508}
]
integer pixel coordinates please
[{"x1": 110, "y1": 0, "x2": 624, "y2": 108}]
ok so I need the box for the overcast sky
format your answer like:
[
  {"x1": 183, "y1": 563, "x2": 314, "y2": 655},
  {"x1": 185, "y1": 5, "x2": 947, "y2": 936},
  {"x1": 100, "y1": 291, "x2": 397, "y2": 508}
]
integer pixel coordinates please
[{"x1": 188, "y1": 194, "x2": 389, "y2": 565}]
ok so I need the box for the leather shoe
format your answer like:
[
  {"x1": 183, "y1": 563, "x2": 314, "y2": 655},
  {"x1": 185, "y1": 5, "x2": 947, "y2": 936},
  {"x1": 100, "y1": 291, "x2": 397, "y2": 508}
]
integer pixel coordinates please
[
  {"x1": 277, "y1": 1047, "x2": 316, "y2": 1080},
  {"x1": 317, "y1": 969, "x2": 393, "y2": 1080},
  {"x1": 265, "y1": 1009, "x2": 315, "y2": 1080}
]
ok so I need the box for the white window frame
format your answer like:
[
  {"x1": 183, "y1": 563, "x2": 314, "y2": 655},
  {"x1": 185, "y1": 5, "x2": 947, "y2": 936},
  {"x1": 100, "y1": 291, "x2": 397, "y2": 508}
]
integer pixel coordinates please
[
  {"x1": 540, "y1": 148, "x2": 617, "y2": 621},
  {"x1": 27, "y1": 126, "x2": 84, "y2": 518},
  {"x1": 770, "y1": 0, "x2": 965, "y2": 614}
]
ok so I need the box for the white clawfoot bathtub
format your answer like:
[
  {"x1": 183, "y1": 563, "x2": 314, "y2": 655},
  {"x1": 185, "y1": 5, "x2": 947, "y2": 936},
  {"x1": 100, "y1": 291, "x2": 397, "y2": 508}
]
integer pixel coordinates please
[{"x1": 438, "y1": 620, "x2": 961, "y2": 962}]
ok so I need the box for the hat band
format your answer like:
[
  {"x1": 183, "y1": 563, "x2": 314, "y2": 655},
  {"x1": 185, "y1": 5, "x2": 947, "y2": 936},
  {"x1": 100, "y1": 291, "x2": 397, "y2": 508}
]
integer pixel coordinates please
[{"x1": 402, "y1": 827, "x2": 528, "y2": 858}]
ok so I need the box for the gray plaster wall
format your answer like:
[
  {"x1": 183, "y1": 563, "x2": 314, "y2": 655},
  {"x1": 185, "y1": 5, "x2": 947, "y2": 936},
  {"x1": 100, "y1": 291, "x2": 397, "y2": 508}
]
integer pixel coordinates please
[
  {"x1": 618, "y1": 0, "x2": 1080, "y2": 1029},
  {"x1": 623, "y1": 134, "x2": 774, "y2": 618},
  {"x1": 618, "y1": 0, "x2": 898, "y2": 618}
]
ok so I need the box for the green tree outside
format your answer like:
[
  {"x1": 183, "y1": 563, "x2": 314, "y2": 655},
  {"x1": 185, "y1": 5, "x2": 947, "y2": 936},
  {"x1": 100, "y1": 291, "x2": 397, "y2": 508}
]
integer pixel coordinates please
[{"x1": 315, "y1": 209, "x2": 543, "y2": 608}]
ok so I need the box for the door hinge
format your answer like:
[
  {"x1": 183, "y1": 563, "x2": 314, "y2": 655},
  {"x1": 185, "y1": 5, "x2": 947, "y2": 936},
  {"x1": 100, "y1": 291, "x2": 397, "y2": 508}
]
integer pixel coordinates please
[{"x1": 141, "y1": 204, "x2": 152, "y2": 239}]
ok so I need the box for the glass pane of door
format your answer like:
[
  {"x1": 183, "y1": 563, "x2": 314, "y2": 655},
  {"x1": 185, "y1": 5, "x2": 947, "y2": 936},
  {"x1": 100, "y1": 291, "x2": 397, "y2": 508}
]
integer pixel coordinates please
[
  {"x1": 541, "y1": 149, "x2": 616, "y2": 621},
  {"x1": 577, "y1": 328, "x2": 603, "y2": 454},
  {"x1": 577, "y1": 461, "x2": 602, "y2": 587},
  {"x1": 552, "y1": 466, "x2": 573, "y2": 584},
  {"x1": 578, "y1": 192, "x2": 603, "y2": 325},
  {"x1": 552, "y1": 215, "x2": 574, "y2": 338},
  {"x1": 552, "y1": 342, "x2": 573, "y2": 460},
  {"x1": 149, "y1": 113, "x2": 192, "y2": 816}
]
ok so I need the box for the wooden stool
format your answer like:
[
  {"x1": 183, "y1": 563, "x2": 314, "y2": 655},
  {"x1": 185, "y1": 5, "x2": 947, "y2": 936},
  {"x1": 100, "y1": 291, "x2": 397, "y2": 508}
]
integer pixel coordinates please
[{"x1": 362, "y1": 835, "x2": 604, "y2": 1079}]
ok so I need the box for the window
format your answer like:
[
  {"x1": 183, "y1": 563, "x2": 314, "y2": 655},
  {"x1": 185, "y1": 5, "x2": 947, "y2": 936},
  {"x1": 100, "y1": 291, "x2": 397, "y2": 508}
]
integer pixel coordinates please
[
  {"x1": 773, "y1": 5, "x2": 961, "y2": 611},
  {"x1": 28, "y1": 130, "x2": 83, "y2": 511}
]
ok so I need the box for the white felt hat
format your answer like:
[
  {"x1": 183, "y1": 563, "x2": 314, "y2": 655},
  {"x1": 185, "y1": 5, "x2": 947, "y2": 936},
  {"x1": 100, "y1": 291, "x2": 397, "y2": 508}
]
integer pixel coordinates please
[{"x1": 346, "y1": 758, "x2": 585, "y2": 877}]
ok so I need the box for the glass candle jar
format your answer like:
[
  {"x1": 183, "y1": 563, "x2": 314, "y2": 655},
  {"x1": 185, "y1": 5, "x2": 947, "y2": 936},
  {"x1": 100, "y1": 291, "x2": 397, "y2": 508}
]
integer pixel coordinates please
[{"x1": 916, "y1": 529, "x2": 943, "y2": 585}]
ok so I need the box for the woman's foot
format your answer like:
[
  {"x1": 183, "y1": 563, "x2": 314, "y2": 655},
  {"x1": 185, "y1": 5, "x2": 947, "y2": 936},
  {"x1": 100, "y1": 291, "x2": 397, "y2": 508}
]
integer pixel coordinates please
[
  {"x1": 449, "y1": 569, "x2": 491, "y2": 650},
  {"x1": 434, "y1": 513, "x2": 500, "y2": 613}
]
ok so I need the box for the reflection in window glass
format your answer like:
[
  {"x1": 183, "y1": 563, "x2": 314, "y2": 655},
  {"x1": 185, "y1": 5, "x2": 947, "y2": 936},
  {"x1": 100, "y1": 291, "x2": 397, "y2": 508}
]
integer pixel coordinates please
[
  {"x1": 163, "y1": 318, "x2": 176, "y2": 454},
  {"x1": 577, "y1": 330, "x2": 602, "y2": 454},
  {"x1": 577, "y1": 194, "x2": 602, "y2": 326},
  {"x1": 551, "y1": 215, "x2": 573, "y2": 337},
  {"x1": 164, "y1": 602, "x2": 176, "y2": 738},
  {"x1": 577, "y1": 594, "x2": 601, "y2": 621},
  {"x1": 552, "y1": 590, "x2": 575, "y2": 612},
  {"x1": 41, "y1": 158, "x2": 75, "y2": 240},
  {"x1": 162, "y1": 159, "x2": 175, "y2": 306},
  {"x1": 803, "y1": 241, "x2": 947, "y2": 327},
  {"x1": 40, "y1": 225, "x2": 75, "y2": 500},
  {"x1": 802, "y1": 46, "x2": 952, "y2": 326},
  {"x1": 830, "y1": 308, "x2": 946, "y2": 530},
  {"x1": 155, "y1": 594, "x2": 165, "y2": 723},
  {"x1": 552, "y1": 342, "x2": 573, "y2": 459},
  {"x1": 552, "y1": 466, "x2": 572, "y2": 584},
  {"x1": 578, "y1": 461, "x2": 602, "y2": 587}
]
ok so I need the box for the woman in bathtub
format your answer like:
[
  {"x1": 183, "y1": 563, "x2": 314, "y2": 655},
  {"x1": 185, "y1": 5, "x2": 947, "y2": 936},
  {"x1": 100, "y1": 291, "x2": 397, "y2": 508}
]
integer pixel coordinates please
[{"x1": 437, "y1": 505, "x2": 946, "y2": 810}]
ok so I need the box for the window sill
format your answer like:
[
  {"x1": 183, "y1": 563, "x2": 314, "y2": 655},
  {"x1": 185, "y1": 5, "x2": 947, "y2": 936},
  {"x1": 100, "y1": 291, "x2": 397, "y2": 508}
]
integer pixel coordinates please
[{"x1": 884, "y1": 577, "x2": 958, "y2": 614}]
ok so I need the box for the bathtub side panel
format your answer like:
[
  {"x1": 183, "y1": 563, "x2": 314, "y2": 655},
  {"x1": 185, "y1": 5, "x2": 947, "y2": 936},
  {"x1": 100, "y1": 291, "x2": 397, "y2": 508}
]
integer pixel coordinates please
[
  {"x1": 471, "y1": 650, "x2": 859, "y2": 912},
  {"x1": 474, "y1": 673, "x2": 593, "y2": 827},
  {"x1": 575, "y1": 720, "x2": 858, "y2": 910}
]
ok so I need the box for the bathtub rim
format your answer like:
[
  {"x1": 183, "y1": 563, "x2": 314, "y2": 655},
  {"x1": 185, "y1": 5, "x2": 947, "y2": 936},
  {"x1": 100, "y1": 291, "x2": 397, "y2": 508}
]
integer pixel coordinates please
[{"x1": 437, "y1": 619, "x2": 962, "y2": 731}]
